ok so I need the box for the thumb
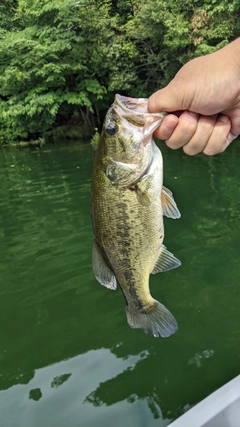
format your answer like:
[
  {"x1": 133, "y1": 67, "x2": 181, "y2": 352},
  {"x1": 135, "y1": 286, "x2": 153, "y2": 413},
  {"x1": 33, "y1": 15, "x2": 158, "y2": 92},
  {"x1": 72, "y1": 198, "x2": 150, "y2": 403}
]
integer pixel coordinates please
[
  {"x1": 148, "y1": 81, "x2": 190, "y2": 113},
  {"x1": 230, "y1": 114, "x2": 240, "y2": 139}
]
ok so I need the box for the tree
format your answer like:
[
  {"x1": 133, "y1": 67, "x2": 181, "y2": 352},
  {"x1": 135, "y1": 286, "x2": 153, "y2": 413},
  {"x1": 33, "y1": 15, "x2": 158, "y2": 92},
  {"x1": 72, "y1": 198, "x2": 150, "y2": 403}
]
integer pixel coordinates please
[
  {"x1": 122, "y1": 0, "x2": 240, "y2": 92},
  {"x1": 0, "y1": 0, "x2": 138, "y2": 143},
  {"x1": 0, "y1": 0, "x2": 240, "y2": 144}
]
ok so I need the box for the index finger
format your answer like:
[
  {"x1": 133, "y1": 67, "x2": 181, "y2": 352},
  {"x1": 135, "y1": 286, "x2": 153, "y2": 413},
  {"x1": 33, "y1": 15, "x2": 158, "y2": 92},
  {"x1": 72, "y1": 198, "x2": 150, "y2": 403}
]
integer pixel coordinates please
[{"x1": 153, "y1": 114, "x2": 179, "y2": 140}]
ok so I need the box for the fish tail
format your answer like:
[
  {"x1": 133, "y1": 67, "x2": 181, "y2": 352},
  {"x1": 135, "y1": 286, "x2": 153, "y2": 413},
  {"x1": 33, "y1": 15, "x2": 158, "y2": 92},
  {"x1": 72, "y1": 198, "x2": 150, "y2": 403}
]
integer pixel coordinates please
[{"x1": 126, "y1": 299, "x2": 178, "y2": 338}]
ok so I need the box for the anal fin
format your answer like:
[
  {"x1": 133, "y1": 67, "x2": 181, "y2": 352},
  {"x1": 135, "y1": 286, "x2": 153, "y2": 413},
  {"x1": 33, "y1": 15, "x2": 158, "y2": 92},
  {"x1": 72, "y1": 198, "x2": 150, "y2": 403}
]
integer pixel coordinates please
[{"x1": 152, "y1": 245, "x2": 181, "y2": 274}]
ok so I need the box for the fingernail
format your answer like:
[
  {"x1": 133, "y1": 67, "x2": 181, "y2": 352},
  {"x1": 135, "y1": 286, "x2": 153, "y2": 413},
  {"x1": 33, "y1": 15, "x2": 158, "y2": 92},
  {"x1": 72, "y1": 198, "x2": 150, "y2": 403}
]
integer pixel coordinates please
[{"x1": 163, "y1": 123, "x2": 176, "y2": 132}]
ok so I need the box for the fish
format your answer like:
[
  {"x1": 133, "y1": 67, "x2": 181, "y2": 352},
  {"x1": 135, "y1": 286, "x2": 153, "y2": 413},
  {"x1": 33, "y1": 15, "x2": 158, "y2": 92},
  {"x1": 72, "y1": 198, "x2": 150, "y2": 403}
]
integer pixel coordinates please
[{"x1": 90, "y1": 94, "x2": 181, "y2": 338}]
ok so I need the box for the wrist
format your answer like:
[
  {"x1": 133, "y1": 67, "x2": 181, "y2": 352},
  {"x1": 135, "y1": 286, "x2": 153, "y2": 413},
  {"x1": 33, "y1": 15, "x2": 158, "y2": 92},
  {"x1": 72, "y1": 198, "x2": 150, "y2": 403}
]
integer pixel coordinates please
[{"x1": 222, "y1": 38, "x2": 240, "y2": 68}]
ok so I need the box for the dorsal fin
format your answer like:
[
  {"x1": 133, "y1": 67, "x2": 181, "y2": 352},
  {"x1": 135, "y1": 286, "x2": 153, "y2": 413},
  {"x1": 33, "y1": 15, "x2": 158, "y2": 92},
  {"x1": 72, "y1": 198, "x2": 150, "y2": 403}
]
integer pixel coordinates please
[{"x1": 92, "y1": 240, "x2": 117, "y2": 290}]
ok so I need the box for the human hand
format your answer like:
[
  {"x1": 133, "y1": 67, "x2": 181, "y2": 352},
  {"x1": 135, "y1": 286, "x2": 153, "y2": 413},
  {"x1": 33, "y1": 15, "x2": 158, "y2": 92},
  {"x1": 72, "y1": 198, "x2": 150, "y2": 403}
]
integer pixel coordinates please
[{"x1": 148, "y1": 38, "x2": 240, "y2": 155}]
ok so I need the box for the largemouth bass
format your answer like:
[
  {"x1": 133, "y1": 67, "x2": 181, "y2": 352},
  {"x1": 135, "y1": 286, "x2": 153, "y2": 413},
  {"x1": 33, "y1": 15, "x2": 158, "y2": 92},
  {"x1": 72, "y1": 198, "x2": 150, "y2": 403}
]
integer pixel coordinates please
[{"x1": 91, "y1": 94, "x2": 181, "y2": 338}]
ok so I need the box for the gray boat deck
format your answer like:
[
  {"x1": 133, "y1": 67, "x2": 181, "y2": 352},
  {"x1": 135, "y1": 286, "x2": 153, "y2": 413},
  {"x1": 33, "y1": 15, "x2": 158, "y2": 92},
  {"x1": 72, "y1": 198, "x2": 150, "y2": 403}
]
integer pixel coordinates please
[{"x1": 168, "y1": 375, "x2": 240, "y2": 427}]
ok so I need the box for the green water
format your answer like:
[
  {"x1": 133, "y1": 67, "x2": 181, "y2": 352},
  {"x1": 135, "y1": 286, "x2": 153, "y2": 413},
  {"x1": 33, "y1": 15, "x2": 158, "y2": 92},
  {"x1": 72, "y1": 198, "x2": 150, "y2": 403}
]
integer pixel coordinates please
[{"x1": 0, "y1": 141, "x2": 240, "y2": 427}]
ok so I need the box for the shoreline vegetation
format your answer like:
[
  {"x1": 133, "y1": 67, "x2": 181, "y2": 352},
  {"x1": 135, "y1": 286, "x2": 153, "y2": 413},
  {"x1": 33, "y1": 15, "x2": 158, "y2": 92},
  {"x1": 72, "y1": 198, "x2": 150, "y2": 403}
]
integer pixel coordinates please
[{"x1": 0, "y1": 0, "x2": 239, "y2": 146}]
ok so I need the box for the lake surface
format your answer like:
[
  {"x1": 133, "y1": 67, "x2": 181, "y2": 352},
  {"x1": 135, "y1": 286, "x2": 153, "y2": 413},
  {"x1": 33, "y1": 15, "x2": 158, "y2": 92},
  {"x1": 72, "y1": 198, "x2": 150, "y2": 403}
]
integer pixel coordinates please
[{"x1": 0, "y1": 140, "x2": 240, "y2": 427}]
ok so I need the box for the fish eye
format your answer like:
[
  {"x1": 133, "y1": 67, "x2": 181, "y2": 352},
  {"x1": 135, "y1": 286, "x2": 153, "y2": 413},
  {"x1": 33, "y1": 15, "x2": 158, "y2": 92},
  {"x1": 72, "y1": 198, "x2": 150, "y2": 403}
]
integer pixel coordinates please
[{"x1": 106, "y1": 123, "x2": 118, "y2": 136}]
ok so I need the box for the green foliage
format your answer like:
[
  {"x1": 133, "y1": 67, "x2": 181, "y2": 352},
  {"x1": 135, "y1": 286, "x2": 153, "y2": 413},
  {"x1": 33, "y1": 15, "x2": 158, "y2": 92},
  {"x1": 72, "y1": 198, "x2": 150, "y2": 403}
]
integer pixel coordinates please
[
  {"x1": 122, "y1": 0, "x2": 240, "y2": 91},
  {"x1": 0, "y1": 0, "x2": 240, "y2": 144}
]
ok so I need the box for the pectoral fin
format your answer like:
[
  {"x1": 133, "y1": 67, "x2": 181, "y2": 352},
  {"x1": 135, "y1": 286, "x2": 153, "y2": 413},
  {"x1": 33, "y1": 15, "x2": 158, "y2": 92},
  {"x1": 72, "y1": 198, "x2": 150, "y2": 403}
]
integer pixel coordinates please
[
  {"x1": 135, "y1": 175, "x2": 151, "y2": 206},
  {"x1": 161, "y1": 186, "x2": 181, "y2": 219},
  {"x1": 152, "y1": 245, "x2": 181, "y2": 273},
  {"x1": 92, "y1": 240, "x2": 117, "y2": 290}
]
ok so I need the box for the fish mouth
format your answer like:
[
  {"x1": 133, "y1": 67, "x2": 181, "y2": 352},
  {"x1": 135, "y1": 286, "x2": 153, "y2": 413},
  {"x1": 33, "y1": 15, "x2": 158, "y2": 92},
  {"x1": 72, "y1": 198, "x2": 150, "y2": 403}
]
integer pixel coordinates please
[
  {"x1": 115, "y1": 94, "x2": 149, "y2": 115},
  {"x1": 115, "y1": 94, "x2": 166, "y2": 121},
  {"x1": 104, "y1": 95, "x2": 162, "y2": 187},
  {"x1": 114, "y1": 94, "x2": 166, "y2": 132}
]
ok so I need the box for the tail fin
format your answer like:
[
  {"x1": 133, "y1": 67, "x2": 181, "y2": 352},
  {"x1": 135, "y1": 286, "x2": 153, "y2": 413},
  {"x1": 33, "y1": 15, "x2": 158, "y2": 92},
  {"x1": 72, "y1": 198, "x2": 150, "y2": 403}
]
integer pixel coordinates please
[{"x1": 126, "y1": 300, "x2": 178, "y2": 338}]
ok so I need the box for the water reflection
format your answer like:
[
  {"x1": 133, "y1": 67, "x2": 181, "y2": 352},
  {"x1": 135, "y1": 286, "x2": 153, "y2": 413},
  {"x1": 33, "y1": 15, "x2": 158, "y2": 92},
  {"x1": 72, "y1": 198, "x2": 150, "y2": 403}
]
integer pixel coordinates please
[
  {"x1": 1, "y1": 349, "x2": 172, "y2": 427},
  {"x1": 0, "y1": 339, "x2": 227, "y2": 426},
  {"x1": 29, "y1": 388, "x2": 42, "y2": 401},
  {"x1": 188, "y1": 349, "x2": 214, "y2": 368},
  {"x1": 82, "y1": 344, "x2": 218, "y2": 423},
  {"x1": 51, "y1": 373, "x2": 72, "y2": 388}
]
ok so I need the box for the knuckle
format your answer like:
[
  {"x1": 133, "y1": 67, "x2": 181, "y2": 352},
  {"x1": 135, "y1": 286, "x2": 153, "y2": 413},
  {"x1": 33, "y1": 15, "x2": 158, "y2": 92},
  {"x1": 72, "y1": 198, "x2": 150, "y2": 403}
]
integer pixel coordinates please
[
  {"x1": 182, "y1": 144, "x2": 199, "y2": 156},
  {"x1": 203, "y1": 145, "x2": 222, "y2": 156},
  {"x1": 179, "y1": 112, "x2": 198, "y2": 130},
  {"x1": 180, "y1": 119, "x2": 197, "y2": 133},
  {"x1": 165, "y1": 139, "x2": 181, "y2": 150}
]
